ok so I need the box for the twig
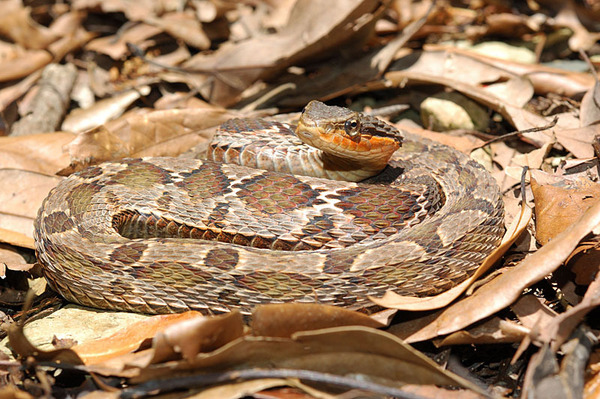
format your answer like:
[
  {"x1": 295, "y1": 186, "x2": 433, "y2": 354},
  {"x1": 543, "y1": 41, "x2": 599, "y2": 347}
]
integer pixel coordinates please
[
  {"x1": 119, "y1": 368, "x2": 437, "y2": 399},
  {"x1": 472, "y1": 116, "x2": 558, "y2": 150}
]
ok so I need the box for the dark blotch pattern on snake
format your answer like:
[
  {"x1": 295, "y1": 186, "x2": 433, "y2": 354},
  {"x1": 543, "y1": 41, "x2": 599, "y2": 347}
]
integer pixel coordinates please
[{"x1": 35, "y1": 101, "x2": 504, "y2": 314}]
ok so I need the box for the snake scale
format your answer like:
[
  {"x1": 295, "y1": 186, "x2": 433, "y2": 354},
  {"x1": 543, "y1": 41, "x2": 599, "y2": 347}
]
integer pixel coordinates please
[{"x1": 35, "y1": 101, "x2": 504, "y2": 315}]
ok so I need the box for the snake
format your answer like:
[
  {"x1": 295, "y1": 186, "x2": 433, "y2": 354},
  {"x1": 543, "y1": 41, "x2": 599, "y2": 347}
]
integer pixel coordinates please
[{"x1": 34, "y1": 101, "x2": 505, "y2": 315}]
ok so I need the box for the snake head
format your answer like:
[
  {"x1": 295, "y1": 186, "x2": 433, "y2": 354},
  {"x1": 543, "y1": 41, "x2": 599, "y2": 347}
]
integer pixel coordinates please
[{"x1": 296, "y1": 101, "x2": 403, "y2": 171}]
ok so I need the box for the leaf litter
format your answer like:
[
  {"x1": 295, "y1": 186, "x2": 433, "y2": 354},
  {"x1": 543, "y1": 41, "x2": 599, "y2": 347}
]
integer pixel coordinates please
[{"x1": 0, "y1": 0, "x2": 600, "y2": 397}]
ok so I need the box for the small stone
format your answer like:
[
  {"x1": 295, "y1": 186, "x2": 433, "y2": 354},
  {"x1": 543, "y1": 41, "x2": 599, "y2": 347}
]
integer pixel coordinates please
[{"x1": 420, "y1": 92, "x2": 489, "y2": 132}]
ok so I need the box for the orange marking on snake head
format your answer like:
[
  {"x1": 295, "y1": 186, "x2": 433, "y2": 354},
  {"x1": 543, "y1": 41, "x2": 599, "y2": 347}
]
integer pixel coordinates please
[{"x1": 296, "y1": 101, "x2": 402, "y2": 172}]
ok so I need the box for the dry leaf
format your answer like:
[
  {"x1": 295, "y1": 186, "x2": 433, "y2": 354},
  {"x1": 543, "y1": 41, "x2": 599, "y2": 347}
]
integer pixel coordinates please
[
  {"x1": 531, "y1": 170, "x2": 600, "y2": 245},
  {"x1": 251, "y1": 303, "x2": 385, "y2": 337},
  {"x1": 186, "y1": 0, "x2": 385, "y2": 105},
  {"x1": 0, "y1": 170, "x2": 64, "y2": 238},
  {"x1": 72, "y1": 311, "x2": 205, "y2": 365},
  {"x1": 65, "y1": 107, "x2": 236, "y2": 170}
]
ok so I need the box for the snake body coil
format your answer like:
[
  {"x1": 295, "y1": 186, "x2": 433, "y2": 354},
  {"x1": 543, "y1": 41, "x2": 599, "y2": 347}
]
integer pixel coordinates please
[{"x1": 35, "y1": 101, "x2": 504, "y2": 314}]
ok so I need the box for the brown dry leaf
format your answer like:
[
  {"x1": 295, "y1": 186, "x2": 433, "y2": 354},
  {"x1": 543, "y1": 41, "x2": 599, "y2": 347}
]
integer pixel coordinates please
[
  {"x1": 383, "y1": 51, "x2": 563, "y2": 147},
  {"x1": 372, "y1": 199, "x2": 532, "y2": 312},
  {"x1": 531, "y1": 170, "x2": 600, "y2": 245},
  {"x1": 536, "y1": 271, "x2": 600, "y2": 352},
  {"x1": 65, "y1": 107, "x2": 237, "y2": 170},
  {"x1": 511, "y1": 294, "x2": 558, "y2": 330},
  {"x1": 186, "y1": 0, "x2": 385, "y2": 105},
  {"x1": 72, "y1": 0, "x2": 164, "y2": 21},
  {"x1": 0, "y1": 14, "x2": 92, "y2": 83},
  {"x1": 402, "y1": 197, "x2": 600, "y2": 343},
  {"x1": 8, "y1": 322, "x2": 84, "y2": 366},
  {"x1": 72, "y1": 311, "x2": 205, "y2": 365},
  {"x1": 190, "y1": 379, "x2": 316, "y2": 399},
  {"x1": 0, "y1": 228, "x2": 34, "y2": 250},
  {"x1": 435, "y1": 318, "x2": 528, "y2": 346},
  {"x1": 122, "y1": 326, "x2": 485, "y2": 395},
  {"x1": 511, "y1": 142, "x2": 554, "y2": 171},
  {"x1": 251, "y1": 303, "x2": 385, "y2": 338},
  {"x1": 151, "y1": 311, "x2": 244, "y2": 364},
  {"x1": 389, "y1": 49, "x2": 534, "y2": 108},
  {"x1": 62, "y1": 87, "x2": 152, "y2": 133},
  {"x1": 0, "y1": 69, "x2": 41, "y2": 112},
  {"x1": 554, "y1": 0, "x2": 600, "y2": 51},
  {"x1": 0, "y1": 170, "x2": 64, "y2": 238},
  {"x1": 0, "y1": 4, "x2": 57, "y2": 50},
  {"x1": 438, "y1": 46, "x2": 593, "y2": 97},
  {"x1": 145, "y1": 11, "x2": 210, "y2": 50},
  {"x1": 0, "y1": 49, "x2": 53, "y2": 82},
  {"x1": 262, "y1": 6, "x2": 431, "y2": 109},
  {"x1": 555, "y1": 124, "x2": 600, "y2": 159},
  {"x1": 585, "y1": 360, "x2": 600, "y2": 398},
  {"x1": 85, "y1": 23, "x2": 162, "y2": 60},
  {"x1": 398, "y1": 123, "x2": 484, "y2": 153},
  {"x1": 579, "y1": 71, "x2": 600, "y2": 127},
  {"x1": 0, "y1": 132, "x2": 75, "y2": 174},
  {"x1": 0, "y1": 385, "x2": 35, "y2": 399},
  {"x1": 0, "y1": 243, "x2": 29, "y2": 267}
]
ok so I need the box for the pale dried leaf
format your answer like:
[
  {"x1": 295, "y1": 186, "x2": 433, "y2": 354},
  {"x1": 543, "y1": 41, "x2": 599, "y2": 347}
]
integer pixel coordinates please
[
  {"x1": 531, "y1": 171, "x2": 600, "y2": 245},
  {"x1": 251, "y1": 303, "x2": 384, "y2": 338},
  {"x1": 0, "y1": 132, "x2": 75, "y2": 174}
]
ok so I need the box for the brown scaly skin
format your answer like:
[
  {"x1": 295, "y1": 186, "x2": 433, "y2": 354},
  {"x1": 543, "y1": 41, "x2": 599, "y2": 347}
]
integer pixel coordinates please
[{"x1": 34, "y1": 102, "x2": 504, "y2": 315}]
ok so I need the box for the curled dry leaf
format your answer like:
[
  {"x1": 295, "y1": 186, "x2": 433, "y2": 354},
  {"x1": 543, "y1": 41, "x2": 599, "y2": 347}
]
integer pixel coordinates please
[
  {"x1": 511, "y1": 294, "x2": 557, "y2": 331},
  {"x1": 151, "y1": 311, "x2": 244, "y2": 364},
  {"x1": 443, "y1": 46, "x2": 593, "y2": 97},
  {"x1": 0, "y1": 48, "x2": 53, "y2": 83},
  {"x1": 389, "y1": 49, "x2": 535, "y2": 108},
  {"x1": 0, "y1": 228, "x2": 34, "y2": 250},
  {"x1": 251, "y1": 303, "x2": 385, "y2": 338}
]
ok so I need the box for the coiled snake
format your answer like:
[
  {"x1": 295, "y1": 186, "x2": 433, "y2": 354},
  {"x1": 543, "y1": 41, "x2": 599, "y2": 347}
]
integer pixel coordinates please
[{"x1": 35, "y1": 101, "x2": 504, "y2": 314}]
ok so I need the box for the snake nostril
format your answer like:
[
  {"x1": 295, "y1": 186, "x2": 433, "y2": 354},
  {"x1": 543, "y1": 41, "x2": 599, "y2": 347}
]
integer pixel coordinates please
[{"x1": 299, "y1": 130, "x2": 312, "y2": 139}]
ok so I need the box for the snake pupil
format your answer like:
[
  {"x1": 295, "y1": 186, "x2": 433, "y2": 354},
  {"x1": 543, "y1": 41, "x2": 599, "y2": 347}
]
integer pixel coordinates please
[{"x1": 345, "y1": 119, "x2": 360, "y2": 137}]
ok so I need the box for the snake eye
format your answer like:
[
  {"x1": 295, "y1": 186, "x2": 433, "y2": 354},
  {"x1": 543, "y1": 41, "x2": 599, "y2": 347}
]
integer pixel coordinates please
[{"x1": 344, "y1": 119, "x2": 360, "y2": 138}]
